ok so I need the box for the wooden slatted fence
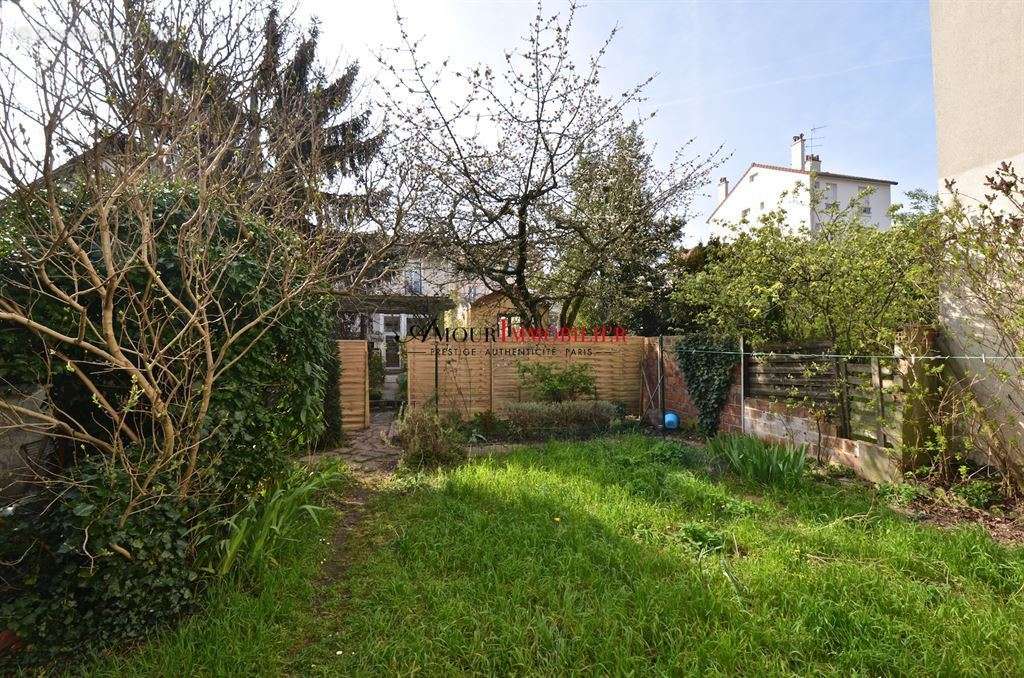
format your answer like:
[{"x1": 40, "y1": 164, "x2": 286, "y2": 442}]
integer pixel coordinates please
[
  {"x1": 337, "y1": 340, "x2": 369, "y2": 431},
  {"x1": 743, "y1": 345, "x2": 903, "y2": 448},
  {"x1": 406, "y1": 337, "x2": 645, "y2": 418}
]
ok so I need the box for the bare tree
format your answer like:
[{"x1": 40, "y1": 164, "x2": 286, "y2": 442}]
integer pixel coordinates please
[
  {"x1": 375, "y1": 1, "x2": 721, "y2": 328},
  {"x1": 0, "y1": 0, "x2": 405, "y2": 511}
]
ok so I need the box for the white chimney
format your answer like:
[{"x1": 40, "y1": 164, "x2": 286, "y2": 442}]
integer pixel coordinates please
[
  {"x1": 790, "y1": 133, "x2": 806, "y2": 170},
  {"x1": 806, "y1": 154, "x2": 821, "y2": 173},
  {"x1": 717, "y1": 176, "x2": 729, "y2": 203}
]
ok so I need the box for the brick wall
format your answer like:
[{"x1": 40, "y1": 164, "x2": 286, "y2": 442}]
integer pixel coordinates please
[
  {"x1": 641, "y1": 337, "x2": 698, "y2": 426},
  {"x1": 654, "y1": 337, "x2": 900, "y2": 484}
]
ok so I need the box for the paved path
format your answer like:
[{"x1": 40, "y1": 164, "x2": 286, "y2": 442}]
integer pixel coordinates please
[{"x1": 330, "y1": 410, "x2": 401, "y2": 476}]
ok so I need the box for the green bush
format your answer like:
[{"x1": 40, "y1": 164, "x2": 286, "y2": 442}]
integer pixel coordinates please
[
  {"x1": 708, "y1": 434, "x2": 806, "y2": 488},
  {"x1": 0, "y1": 459, "x2": 205, "y2": 666},
  {"x1": 501, "y1": 400, "x2": 619, "y2": 440},
  {"x1": 0, "y1": 185, "x2": 336, "y2": 666},
  {"x1": 395, "y1": 407, "x2": 467, "y2": 469},
  {"x1": 674, "y1": 334, "x2": 738, "y2": 437},
  {"x1": 877, "y1": 481, "x2": 929, "y2": 507},
  {"x1": 368, "y1": 350, "x2": 385, "y2": 402},
  {"x1": 466, "y1": 410, "x2": 514, "y2": 442},
  {"x1": 516, "y1": 362, "x2": 596, "y2": 402},
  {"x1": 953, "y1": 480, "x2": 1000, "y2": 509}
]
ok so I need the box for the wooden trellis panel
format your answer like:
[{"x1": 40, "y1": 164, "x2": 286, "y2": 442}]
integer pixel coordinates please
[{"x1": 337, "y1": 340, "x2": 369, "y2": 431}]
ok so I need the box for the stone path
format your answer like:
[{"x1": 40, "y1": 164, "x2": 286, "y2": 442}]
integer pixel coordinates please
[{"x1": 331, "y1": 410, "x2": 401, "y2": 476}]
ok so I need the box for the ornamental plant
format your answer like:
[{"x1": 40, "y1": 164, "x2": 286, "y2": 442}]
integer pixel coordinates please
[{"x1": 516, "y1": 362, "x2": 597, "y2": 402}]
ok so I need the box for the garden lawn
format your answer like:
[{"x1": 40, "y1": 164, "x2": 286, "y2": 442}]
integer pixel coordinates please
[{"x1": 90, "y1": 435, "x2": 1024, "y2": 676}]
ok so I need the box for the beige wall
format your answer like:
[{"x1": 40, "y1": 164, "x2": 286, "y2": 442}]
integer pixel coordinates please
[
  {"x1": 930, "y1": 0, "x2": 1024, "y2": 470},
  {"x1": 930, "y1": 0, "x2": 1024, "y2": 193}
]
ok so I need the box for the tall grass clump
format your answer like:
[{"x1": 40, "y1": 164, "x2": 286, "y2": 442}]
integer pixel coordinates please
[
  {"x1": 216, "y1": 461, "x2": 347, "y2": 581},
  {"x1": 395, "y1": 406, "x2": 467, "y2": 469},
  {"x1": 709, "y1": 434, "x2": 807, "y2": 487}
]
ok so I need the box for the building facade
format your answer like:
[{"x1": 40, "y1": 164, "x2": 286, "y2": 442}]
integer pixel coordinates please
[
  {"x1": 929, "y1": 0, "x2": 1024, "y2": 459},
  {"x1": 707, "y1": 134, "x2": 896, "y2": 237}
]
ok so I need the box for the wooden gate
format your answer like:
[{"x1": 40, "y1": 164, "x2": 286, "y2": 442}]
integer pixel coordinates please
[{"x1": 337, "y1": 340, "x2": 369, "y2": 431}]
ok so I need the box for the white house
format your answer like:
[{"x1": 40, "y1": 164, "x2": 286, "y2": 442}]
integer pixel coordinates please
[{"x1": 707, "y1": 133, "x2": 897, "y2": 237}]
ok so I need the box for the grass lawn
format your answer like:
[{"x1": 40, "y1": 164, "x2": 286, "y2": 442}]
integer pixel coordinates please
[{"x1": 89, "y1": 435, "x2": 1024, "y2": 676}]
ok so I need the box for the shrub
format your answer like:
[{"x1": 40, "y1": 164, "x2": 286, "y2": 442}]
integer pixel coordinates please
[
  {"x1": 708, "y1": 434, "x2": 807, "y2": 487},
  {"x1": 466, "y1": 410, "x2": 514, "y2": 442},
  {"x1": 368, "y1": 350, "x2": 385, "y2": 402},
  {"x1": 675, "y1": 334, "x2": 738, "y2": 437},
  {"x1": 0, "y1": 459, "x2": 206, "y2": 667},
  {"x1": 216, "y1": 461, "x2": 346, "y2": 582},
  {"x1": 501, "y1": 400, "x2": 619, "y2": 440},
  {"x1": 0, "y1": 187, "x2": 336, "y2": 665},
  {"x1": 516, "y1": 362, "x2": 596, "y2": 402},
  {"x1": 953, "y1": 480, "x2": 1000, "y2": 509},
  {"x1": 395, "y1": 407, "x2": 467, "y2": 469},
  {"x1": 877, "y1": 481, "x2": 928, "y2": 507}
]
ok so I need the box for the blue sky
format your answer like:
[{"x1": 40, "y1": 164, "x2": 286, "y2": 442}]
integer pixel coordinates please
[{"x1": 308, "y1": 0, "x2": 937, "y2": 242}]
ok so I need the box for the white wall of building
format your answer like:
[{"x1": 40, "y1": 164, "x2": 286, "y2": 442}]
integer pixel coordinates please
[
  {"x1": 812, "y1": 177, "x2": 892, "y2": 230},
  {"x1": 710, "y1": 169, "x2": 892, "y2": 238},
  {"x1": 709, "y1": 168, "x2": 810, "y2": 236}
]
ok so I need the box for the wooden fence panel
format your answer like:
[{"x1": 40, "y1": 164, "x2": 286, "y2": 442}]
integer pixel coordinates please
[
  {"x1": 337, "y1": 340, "x2": 369, "y2": 431},
  {"x1": 742, "y1": 346, "x2": 903, "y2": 448},
  {"x1": 406, "y1": 337, "x2": 644, "y2": 418}
]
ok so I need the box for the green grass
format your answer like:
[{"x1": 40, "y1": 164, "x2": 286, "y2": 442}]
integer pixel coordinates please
[
  {"x1": 83, "y1": 477, "x2": 343, "y2": 677},
  {"x1": 86, "y1": 435, "x2": 1024, "y2": 676}
]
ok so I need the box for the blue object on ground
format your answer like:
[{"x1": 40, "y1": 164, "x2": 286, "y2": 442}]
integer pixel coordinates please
[{"x1": 664, "y1": 411, "x2": 679, "y2": 430}]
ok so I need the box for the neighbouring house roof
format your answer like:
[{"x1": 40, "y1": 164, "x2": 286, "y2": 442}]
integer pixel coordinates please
[{"x1": 706, "y1": 162, "x2": 898, "y2": 222}]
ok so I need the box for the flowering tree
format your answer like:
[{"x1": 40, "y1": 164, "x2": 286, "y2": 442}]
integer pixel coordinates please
[{"x1": 377, "y1": 1, "x2": 721, "y2": 327}]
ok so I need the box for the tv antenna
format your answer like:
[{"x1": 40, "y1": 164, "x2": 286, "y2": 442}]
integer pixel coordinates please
[{"x1": 806, "y1": 124, "x2": 828, "y2": 154}]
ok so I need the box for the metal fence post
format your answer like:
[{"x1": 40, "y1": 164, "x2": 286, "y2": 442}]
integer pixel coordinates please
[
  {"x1": 836, "y1": 356, "x2": 851, "y2": 439},
  {"x1": 739, "y1": 335, "x2": 746, "y2": 434},
  {"x1": 658, "y1": 335, "x2": 665, "y2": 433}
]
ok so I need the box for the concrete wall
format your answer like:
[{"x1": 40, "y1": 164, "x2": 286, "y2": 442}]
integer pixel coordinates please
[
  {"x1": 931, "y1": 0, "x2": 1024, "y2": 470},
  {"x1": 812, "y1": 177, "x2": 892, "y2": 231},
  {"x1": 1, "y1": 388, "x2": 49, "y2": 502},
  {"x1": 930, "y1": 0, "x2": 1024, "y2": 190},
  {"x1": 709, "y1": 167, "x2": 811, "y2": 237},
  {"x1": 709, "y1": 167, "x2": 893, "y2": 238}
]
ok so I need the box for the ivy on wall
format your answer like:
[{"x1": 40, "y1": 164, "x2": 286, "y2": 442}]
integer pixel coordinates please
[{"x1": 675, "y1": 334, "x2": 739, "y2": 436}]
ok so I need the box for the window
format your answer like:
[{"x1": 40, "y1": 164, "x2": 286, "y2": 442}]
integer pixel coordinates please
[
  {"x1": 741, "y1": 208, "x2": 750, "y2": 220},
  {"x1": 858, "y1": 185, "x2": 872, "y2": 215},
  {"x1": 759, "y1": 201, "x2": 764, "y2": 210},
  {"x1": 466, "y1": 285, "x2": 479, "y2": 302},
  {"x1": 749, "y1": 172, "x2": 758, "y2": 183},
  {"x1": 404, "y1": 263, "x2": 423, "y2": 295},
  {"x1": 497, "y1": 313, "x2": 523, "y2": 332},
  {"x1": 825, "y1": 182, "x2": 838, "y2": 207}
]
